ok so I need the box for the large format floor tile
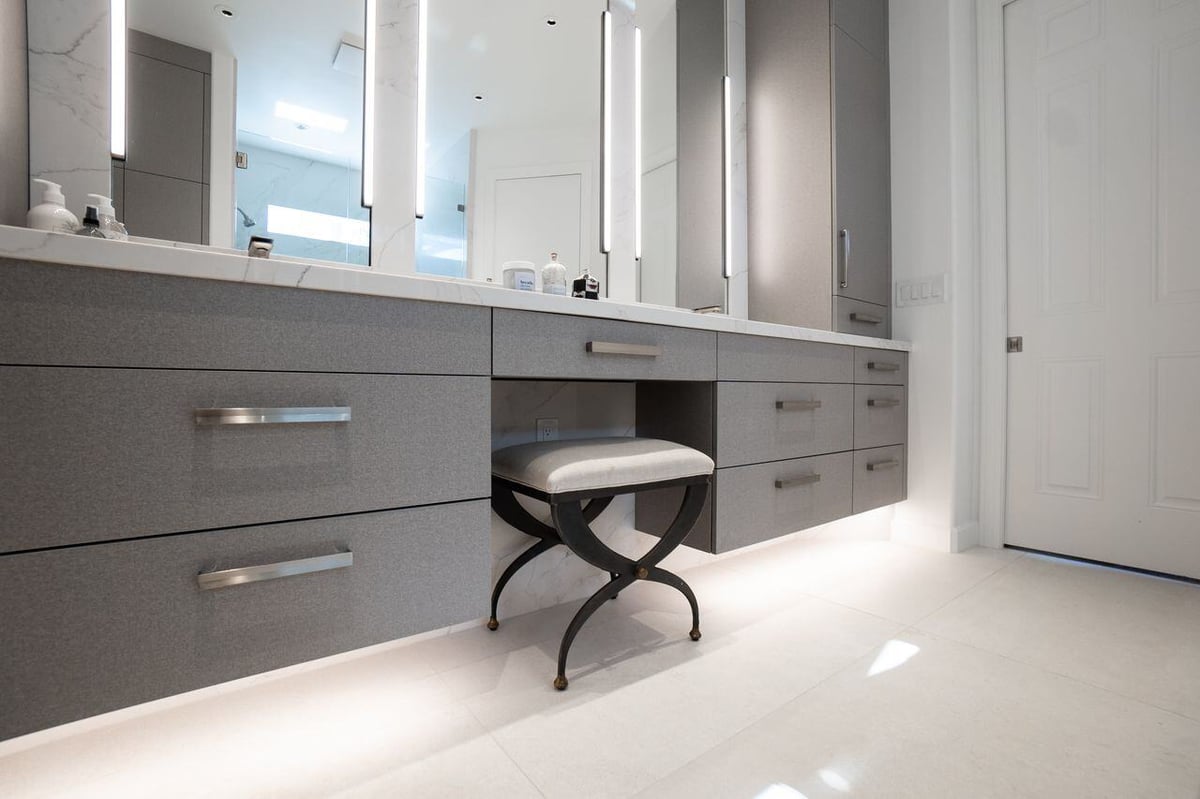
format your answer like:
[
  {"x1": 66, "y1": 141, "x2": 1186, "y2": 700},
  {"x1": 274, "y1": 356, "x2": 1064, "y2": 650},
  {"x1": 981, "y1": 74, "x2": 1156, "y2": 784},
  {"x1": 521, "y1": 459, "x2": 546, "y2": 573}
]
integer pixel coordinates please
[
  {"x1": 638, "y1": 630, "x2": 1200, "y2": 799},
  {"x1": 917, "y1": 552, "x2": 1200, "y2": 721}
]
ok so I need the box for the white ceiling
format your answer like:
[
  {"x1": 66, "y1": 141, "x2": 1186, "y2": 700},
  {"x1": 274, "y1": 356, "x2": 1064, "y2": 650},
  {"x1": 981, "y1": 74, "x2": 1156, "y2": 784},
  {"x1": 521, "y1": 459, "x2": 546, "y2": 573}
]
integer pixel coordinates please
[
  {"x1": 426, "y1": 0, "x2": 607, "y2": 168},
  {"x1": 130, "y1": 0, "x2": 365, "y2": 166}
]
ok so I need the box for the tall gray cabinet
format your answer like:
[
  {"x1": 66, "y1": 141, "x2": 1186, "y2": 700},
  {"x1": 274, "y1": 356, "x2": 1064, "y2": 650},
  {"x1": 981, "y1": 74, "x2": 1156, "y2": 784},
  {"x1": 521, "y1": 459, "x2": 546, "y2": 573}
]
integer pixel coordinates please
[{"x1": 748, "y1": 0, "x2": 892, "y2": 338}]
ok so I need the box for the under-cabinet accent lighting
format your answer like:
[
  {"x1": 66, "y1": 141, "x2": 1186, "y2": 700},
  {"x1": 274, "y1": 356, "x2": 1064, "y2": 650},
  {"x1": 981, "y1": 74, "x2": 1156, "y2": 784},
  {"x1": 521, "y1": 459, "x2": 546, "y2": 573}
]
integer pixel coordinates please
[
  {"x1": 267, "y1": 205, "x2": 370, "y2": 247},
  {"x1": 722, "y1": 74, "x2": 733, "y2": 278},
  {"x1": 362, "y1": 0, "x2": 376, "y2": 207},
  {"x1": 634, "y1": 26, "x2": 643, "y2": 261},
  {"x1": 415, "y1": 0, "x2": 429, "y2": 218},
  {"x1": 600, "y1": 10, "x2": 613, "y2": 254},
  {"x1": 110, "y1": 0, "x2": 127, "y2": 159}
]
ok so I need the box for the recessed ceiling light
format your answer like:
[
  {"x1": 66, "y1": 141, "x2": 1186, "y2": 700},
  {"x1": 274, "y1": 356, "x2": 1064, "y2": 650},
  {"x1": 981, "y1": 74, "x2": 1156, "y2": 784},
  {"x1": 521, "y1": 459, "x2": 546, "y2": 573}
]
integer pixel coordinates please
[
  {"x1": 545, "y1": 17, "x2": 557, "y2": 27},
  {"x1": 214, "y1": 4, "x2": 236, "y2": 19},
  {"x1": 274, "y1": 101, "x2": 348, "y2": 134},
  {"x1": 473, "y1": 94, "x2": 484, "y2": 102}
]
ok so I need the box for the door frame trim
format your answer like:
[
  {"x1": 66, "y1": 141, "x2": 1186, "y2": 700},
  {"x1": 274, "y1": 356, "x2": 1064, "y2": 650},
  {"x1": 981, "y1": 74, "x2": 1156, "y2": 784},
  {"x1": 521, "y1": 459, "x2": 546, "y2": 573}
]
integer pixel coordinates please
[{"x1": 975, "y1": 0, "x2": 1020, "y2": 549}]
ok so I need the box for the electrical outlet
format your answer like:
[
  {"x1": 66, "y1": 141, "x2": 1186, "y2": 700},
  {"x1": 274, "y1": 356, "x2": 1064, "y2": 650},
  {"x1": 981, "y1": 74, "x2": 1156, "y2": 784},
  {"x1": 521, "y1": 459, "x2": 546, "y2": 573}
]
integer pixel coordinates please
[{"x1": 536, "y1": 418, "x2": 559, "y2": 442}]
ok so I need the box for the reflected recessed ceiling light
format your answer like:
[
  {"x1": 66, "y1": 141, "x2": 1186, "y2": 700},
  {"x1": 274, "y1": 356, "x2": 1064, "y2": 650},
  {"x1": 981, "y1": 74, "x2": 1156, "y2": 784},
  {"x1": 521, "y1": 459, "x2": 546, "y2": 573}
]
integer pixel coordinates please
[
  {"x1": 214, "y1": 4, "x2": 236, "y2": 19},
  {"x1": 473, "y1": 94, "x2": 484, "y2": 102},
  {"x1": 273, "y1": 101, "x2": 348, "y2": 134},
  {"x1": 545, "y1": 17, "x2": 557, "y2": 26}
]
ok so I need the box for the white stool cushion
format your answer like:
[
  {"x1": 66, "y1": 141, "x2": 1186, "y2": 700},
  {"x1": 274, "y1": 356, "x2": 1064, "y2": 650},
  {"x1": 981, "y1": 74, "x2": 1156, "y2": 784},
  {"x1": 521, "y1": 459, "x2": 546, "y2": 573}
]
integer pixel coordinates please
[{"x1": 492, "y1": 437, "x2": 715, "y2": 496}]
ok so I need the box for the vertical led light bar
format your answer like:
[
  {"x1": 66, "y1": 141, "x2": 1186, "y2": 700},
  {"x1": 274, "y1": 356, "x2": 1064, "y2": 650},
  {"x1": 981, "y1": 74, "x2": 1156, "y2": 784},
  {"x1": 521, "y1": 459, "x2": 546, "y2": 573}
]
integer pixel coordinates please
[
  {"x1": 722, "y1": 74, "x2": 733, "y2": 278},
  {"x1": 362, "y1": 0, "x2": 377, "y2": 207},
  {"x1": 415, "y1": 0, "x2": 429, "y2": 218},
  {"x1": 110, "y1": 0, "x2": 127, "y2": 159},
  {"x1": 600, "y1": 10, "x2": 612, "y2": 254},
  {"x1": 633, "y1": 26, "x2": 643, "y2": 261}
]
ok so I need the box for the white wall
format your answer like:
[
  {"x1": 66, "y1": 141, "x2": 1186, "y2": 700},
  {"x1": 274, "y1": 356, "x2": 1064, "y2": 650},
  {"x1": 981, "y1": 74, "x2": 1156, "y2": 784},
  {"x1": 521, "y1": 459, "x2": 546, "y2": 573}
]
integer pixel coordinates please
[{"x1": 888, "y1": 0, "x2": 981, "y2": 552}]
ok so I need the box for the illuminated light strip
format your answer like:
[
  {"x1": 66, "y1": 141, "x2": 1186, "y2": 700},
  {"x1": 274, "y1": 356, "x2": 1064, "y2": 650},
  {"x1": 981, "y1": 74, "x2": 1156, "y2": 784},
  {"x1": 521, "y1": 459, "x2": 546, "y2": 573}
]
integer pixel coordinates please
[
  {"x1": 415, "y1": 0, "x2": 428, "y2": 218},
  {"x1": 600, "y1": 10, "x2": 612, "y2": 254},
  {"x1": 362, "y1": 0, "x2": 377, "y2": 207},
  {"x1": 633, "y1": 26, "x2": 643, "y2": 261},
  {"x1": 267, "y1": 204, "x2": 370, "y2": 247},
  {"x1": 110, "y1": 0, "x2": 126, "y2": 158},
  {"x1": 722, "y1": 74, "x2": 733, "y2": 278}
]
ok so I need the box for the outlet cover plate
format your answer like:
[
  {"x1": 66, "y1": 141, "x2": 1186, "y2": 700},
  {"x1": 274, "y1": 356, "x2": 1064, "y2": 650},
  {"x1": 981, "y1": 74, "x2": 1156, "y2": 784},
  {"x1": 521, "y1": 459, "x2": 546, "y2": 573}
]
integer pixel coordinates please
[{"x1": 536, "y1": 418, "x2": 559, "y2": 442}]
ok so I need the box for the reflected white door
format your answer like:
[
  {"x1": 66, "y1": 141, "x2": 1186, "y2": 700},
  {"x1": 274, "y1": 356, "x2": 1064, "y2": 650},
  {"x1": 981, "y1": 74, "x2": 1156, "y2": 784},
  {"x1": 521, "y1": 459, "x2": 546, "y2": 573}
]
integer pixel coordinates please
[
  {"x1": 1005, "y1": 0, "x2": 1200, "y2": 578},
  {"x1": 492, "y1": 173, "x2": 583, "y2": 283}
]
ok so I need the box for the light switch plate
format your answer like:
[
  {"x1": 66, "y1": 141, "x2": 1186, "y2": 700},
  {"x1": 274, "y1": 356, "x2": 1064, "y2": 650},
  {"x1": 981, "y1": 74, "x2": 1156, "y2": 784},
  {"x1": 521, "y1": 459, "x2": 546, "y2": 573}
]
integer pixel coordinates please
[{"x1": 895, "y1": 274, "x2": 949, "y2": 307}]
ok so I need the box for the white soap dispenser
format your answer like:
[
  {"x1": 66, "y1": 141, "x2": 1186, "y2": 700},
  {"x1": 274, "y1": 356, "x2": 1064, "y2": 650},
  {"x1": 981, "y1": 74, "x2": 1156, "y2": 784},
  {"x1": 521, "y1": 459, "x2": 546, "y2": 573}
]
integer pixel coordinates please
[
  {"x1": 541, "y1": 252, "x2": 569, "y2": 296},
  {"x1": 87, "y1": 193, "x2": 129, "y2": 241},
  {"x1": 27, "y1": 179, "x2": 80, "y2": 234}
]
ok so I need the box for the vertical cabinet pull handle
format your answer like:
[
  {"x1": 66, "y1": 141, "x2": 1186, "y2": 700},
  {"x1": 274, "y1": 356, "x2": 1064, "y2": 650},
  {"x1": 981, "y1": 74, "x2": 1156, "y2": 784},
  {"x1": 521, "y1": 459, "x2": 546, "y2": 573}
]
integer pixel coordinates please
[{"x1": 838, "y1": 228, "x2": 850, "y2": 289}]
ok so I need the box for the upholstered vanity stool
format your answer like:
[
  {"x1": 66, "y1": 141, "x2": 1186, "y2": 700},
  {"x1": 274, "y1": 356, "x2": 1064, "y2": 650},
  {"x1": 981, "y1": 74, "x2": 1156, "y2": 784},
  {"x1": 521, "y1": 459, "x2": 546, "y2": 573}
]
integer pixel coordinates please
[{"x1": 489, "y1": 437, "x2": 715, "y2": 690}]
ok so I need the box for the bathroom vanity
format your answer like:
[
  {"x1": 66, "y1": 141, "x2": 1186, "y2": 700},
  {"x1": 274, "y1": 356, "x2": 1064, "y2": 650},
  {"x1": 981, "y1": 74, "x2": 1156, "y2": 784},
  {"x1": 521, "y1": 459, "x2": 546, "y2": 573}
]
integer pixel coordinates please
[{"x1": 0, "y1": 233, "x2": 907, "y2": 740}]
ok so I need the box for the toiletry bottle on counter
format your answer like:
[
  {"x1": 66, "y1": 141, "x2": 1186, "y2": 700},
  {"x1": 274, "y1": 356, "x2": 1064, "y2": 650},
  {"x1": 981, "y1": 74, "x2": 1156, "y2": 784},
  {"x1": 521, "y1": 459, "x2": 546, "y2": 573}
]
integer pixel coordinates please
[
  {"x1": 27, "y1": 179, "x2": 80, "y2": 234},
  {"x1": 572, "y1": 266, "x2": 600, "y2": 300},
  {"x1": 502, "y1": 260, "x2": 537, "y2": 291},
  {"x1": 541, "y1": 252, "x2": 568, "y2": 296},
  {"x1": 87, "y1": 193, "x2": 129, "y2": 241},
  {"x1": 75, "y1": 206, "x2": 107, "y2": 238}
]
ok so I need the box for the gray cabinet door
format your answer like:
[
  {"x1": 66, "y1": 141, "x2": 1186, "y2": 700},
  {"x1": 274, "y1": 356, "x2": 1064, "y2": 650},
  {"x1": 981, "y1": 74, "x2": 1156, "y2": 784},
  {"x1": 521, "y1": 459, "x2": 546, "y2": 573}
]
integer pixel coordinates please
[
  {"x1": 833, "y1": 0, "x2": 888, "y2": 61},
  {"x1": 833, "y1": 26, "x2": 891, "y2": 310}
]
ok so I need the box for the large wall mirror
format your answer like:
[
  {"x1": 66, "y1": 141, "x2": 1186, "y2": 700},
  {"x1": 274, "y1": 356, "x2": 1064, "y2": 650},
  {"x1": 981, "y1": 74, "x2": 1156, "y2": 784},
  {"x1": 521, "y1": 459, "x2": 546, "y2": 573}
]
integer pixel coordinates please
[
  {"x1": 635, "y1": 0, "x2": 727, "y2": 313},
  {"x1": 27, "y1": 0, "x2": 372, "y2": 266},
  {"x1": 417, "y1": 0, "x2": 608, "y2": 290}
]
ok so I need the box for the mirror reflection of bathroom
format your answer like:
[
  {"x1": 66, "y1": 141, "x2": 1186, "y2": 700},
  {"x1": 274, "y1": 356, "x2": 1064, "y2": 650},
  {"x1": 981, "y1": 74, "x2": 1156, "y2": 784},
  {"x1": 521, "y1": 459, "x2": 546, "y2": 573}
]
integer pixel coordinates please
[
  {"x1": 118, "y1": 0, "x2": 369, "y2": 264},
  {"x1": 419, "y1": 0, "x2": 606, "y2": 290},
  {"x1": 636, "y1": 0, "x2": 725, "y2": 312}
]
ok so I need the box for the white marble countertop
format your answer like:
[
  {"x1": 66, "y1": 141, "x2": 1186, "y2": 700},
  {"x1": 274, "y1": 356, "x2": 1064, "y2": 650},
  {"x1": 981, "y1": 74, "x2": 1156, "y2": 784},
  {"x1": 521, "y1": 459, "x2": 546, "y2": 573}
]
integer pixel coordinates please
[{"x1": 0, "y1": 226, "x2": 910, "y2": 351}]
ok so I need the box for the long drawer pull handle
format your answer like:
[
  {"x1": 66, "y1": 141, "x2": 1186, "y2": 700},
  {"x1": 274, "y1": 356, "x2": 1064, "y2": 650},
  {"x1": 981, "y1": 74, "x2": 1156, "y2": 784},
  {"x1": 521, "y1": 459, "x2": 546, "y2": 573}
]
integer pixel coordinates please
[
  {"x1": 866, "y1": 361, "x2": 901, "y2": 372},
  {"x1": 586, "y1": 341, "x2": 662, "y2": 358},
  {"x1": 776, "y1": 400, "x2": 822, "y2": 412},
  {"x1": 867, "y1": 459, "x2": 901, "y2": 472},
  {"x1": 867, "y1": 398, "x2": 902, "y2": 408},
  {"x1": 775, "y1": 473, "x2": 822, "y2": 489},
  {"x1": 197, "y1": 551, "x2": 353, "y2": 590},
  {"x1": 194, "y1": 407, "x2": 352, "y2": 426},
  {"x1": 850, "y1": 312, "x2": 883, "y2": 325}
]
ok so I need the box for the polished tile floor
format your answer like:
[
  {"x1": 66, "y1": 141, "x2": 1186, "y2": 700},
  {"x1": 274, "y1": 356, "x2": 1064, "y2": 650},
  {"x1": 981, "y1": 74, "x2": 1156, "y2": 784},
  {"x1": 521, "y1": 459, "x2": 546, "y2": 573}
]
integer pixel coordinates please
[{"x1": 2, "y1": 537, "x2": 1199, "y2": 798}]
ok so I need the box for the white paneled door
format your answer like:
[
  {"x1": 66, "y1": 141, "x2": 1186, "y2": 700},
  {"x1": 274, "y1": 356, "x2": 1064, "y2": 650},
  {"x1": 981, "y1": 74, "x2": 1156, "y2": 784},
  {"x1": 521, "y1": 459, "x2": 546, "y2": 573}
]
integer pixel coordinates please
[{"x1": 1005, "y1": 0, "x2": 1200, "y2": 578}]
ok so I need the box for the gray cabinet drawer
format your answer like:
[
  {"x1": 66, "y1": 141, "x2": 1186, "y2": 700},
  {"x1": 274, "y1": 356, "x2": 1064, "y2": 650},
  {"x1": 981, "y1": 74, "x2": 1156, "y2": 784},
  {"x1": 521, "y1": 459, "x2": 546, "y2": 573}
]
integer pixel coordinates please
[
  {"x1": 0, "y1": 367, "x2": 490, "y2": 553},
  {"x1": 854, "y1": 347, "x2": 908, "y2": 384},
  {"x1": 493, "y1": 309, "x2": 716, "y2": 380},
  {"x1": 834, "y1": 297, "x2": 892, "y2": 339},
  {"x1": 0, "y1": 501, "x2": 490, "y2": 741},
  {"x1": 717, "y1": 333, "x2": 854, "y2": 382},
  {"x1": 854, "y1": 385, "x2": 907, "y2": 449},
  {"x1": 0, "y1": 259, "x2": 491, "y2": 374},
  {"x1": 853, "y1": 446, "x2": 906, "y2": 513},
  {"x1": 716, "y1": 382, "x2": 853, "y2": 467},
  {"x1": 713, "y1": 453, "x2": 853, "y2": 553}
]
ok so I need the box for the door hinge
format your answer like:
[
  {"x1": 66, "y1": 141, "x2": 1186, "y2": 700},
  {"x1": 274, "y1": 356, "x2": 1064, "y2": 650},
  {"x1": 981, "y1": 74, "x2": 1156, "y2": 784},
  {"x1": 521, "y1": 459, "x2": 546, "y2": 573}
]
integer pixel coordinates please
[
  {"x1": 235, "y1": 151, "x2": 249, "y2": 169},
  {"x1": 1007, "y1": 336, "x2": 1023, "y2": 353}
]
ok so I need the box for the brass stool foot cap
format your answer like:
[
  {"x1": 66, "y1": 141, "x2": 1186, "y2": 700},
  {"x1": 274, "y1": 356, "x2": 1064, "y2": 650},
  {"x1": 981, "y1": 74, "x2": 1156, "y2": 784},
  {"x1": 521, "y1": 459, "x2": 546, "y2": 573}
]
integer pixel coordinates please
[
  {"x1": 486, "y1": 618, "x2": 499, "y2": 631},
  {"x1": 553, "y1": 675, "x2": 569, "y2": 691},
  {"x1": 689, "y1": 628, "x2": 702, "y2": 641}
]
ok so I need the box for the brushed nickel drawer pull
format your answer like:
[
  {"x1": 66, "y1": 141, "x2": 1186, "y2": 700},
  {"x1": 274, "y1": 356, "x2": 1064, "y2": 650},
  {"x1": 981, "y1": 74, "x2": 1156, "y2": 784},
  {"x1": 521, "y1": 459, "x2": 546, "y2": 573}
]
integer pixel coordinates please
[
  {"x1": 585, "y1": 341, "x2": 662, "y2": 357},
  {"x1": 197, "y1": 550, "x2": 353, "y2": 590},
  {"x1": 850, "y1": 312, "x2": 883, "y2": 325},
  {"x1": 867, "y1": 459, "x2": 900, "y2": 472},
  {"x1": 775, "y1": 473, "x2": 821, "y2": 489},
  {"x1": 867, "y1": 398, "x2": 902, "y2": 408},
  {"x1": 194, "y1": 407, "x2": 352, "y2": 426},
  {"x1": 776, "y1": 400, "x2": 822, "y2": 412},
  {"x1": 866, "y1": 361, "x2": 901, "y2": 372}
]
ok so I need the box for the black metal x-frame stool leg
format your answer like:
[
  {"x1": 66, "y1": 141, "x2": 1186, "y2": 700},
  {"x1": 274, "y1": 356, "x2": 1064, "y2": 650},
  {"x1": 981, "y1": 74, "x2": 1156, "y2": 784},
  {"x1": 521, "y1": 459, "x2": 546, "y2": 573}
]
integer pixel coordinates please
[{"x1": 488, "y1": 475, "x2": 710, "y2": 690}]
